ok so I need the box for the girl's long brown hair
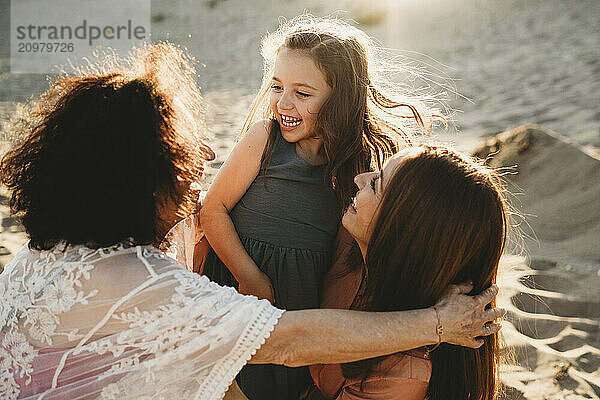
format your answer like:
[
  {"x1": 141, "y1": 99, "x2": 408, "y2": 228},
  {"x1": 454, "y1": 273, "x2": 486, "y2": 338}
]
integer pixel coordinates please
[
  {"x1": 243, "y1": 16, "x2": 443, "y2": 208},
  {"x1": 342, "y1": 146, "x2": 507, "y2": 400}
]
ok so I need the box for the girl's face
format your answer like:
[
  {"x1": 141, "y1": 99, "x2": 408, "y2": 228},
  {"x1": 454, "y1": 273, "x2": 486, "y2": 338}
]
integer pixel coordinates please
[
  {"x1": 342, "y1": 147, "x2": 421, "y2": 251},
  {"x1": 269, "y1": 47, "x2": 331, "y2": 143}
]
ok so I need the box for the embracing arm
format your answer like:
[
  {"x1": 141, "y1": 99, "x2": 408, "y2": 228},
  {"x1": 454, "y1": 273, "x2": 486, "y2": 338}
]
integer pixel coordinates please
[
  {"x1": 251, "y1": 284, "x2": 504, "y2": 367},
  {"x1": 253, "y1": 308, "x2": 438, "y2": 367},
  {"x1": 199, "y1": 121, "x2": 274, "y2": 301}
]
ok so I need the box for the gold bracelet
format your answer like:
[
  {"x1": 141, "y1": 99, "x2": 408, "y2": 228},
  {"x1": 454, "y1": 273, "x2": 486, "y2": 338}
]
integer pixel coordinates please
[{"x1": 426, "y1": 306, "x2": 444, "y2": 355}]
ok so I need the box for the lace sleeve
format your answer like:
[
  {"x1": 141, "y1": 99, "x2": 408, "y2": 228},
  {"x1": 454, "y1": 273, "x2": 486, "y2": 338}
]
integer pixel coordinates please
[
  {"x1": 83, "y1": 262, "x2": 285, "y2": 400},
  {"x1": 172, "y1": 272, "x2": 285, "y2": 399},
  {"x1": 1, "y1": 244, "x2": 283, "y2": 400}
]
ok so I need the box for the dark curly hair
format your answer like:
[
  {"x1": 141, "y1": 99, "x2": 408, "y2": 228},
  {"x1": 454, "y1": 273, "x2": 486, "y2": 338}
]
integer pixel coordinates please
[{"x1": 0, "y1": 42, "x2": 215, "y2": 250}]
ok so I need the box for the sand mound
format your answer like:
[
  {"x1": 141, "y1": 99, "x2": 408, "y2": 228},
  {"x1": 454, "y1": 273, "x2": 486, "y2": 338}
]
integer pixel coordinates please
[
  {"x1": 474, "y1": 124, "x2": 600, "y2": 265},
  {"x1": 474, "y1": 126, "x2": 600, "y2": 399}
]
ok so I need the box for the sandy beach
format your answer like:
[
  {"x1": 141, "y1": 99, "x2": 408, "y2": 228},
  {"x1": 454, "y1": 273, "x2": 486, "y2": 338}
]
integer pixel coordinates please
[
  {"x1": 475, "y1": 125, "x2": 600, "y2": 399},
  {"x1": 1, "y1": 0, "x2": 599, "y2": 398}
]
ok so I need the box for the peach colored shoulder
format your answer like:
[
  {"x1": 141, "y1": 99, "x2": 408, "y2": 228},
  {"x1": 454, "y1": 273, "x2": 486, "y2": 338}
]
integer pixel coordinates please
[
  {"x1": 339, "y1": 352, "x2": 432, "y2": 400},
  {"x1": 320, "y1": 226, "x2": 363, "y2": 310}
]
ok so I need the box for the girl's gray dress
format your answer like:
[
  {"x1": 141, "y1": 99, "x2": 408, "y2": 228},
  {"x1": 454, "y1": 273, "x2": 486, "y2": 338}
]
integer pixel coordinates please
[{"x1": 202, "y1": 129, "x2": 341, "y2": 399}]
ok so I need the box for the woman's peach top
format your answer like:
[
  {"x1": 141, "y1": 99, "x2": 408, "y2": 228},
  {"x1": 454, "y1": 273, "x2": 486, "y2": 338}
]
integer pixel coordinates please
[{"x1": 308, "y1": 228, "x2": 432, "y2": 400}]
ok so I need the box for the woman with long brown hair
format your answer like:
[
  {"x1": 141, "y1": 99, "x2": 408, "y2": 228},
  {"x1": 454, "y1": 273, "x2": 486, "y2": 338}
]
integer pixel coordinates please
[{"x1": 308, "y1": 146, "x2": 507, "y2": 400}]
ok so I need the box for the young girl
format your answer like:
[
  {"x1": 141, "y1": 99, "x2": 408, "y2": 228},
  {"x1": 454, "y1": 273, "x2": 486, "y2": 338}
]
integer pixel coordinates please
[{"x1": 199, "y1": 16, "x2": 438, "y2": 399}]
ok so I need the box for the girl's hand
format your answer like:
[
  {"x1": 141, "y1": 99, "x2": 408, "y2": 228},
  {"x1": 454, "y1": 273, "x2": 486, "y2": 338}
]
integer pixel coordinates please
[
  {"x1": 434, "y1": 282, "x2": 505, "y2": 348},
  {"x1": 238, "y1": 269, "x2": 275, "y2": 304}
]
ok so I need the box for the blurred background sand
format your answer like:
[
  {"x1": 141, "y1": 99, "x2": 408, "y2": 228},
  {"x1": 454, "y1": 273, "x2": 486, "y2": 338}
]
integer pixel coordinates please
[{"x1": 0, "y1": 0, "x2": 598, "y2": 398}]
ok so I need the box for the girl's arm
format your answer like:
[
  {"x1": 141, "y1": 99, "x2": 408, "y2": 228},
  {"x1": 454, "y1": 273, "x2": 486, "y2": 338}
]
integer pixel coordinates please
[
  {"x1": 252, "y1": 283, "x2": 504, "y2": 367},
  {"x1": 199, "y1": 121, "x2": 274, "y2": 302}
]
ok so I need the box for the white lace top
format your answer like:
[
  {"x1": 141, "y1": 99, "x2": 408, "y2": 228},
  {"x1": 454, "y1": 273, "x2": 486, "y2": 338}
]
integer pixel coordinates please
[{"x1": 0, "y1": 240, "x2": 283, "y2": 399}]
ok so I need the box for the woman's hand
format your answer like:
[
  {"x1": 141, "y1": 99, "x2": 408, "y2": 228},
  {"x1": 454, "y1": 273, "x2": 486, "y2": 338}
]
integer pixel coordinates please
[
  {"x1": 238, "y1": 269, "x2": 275, "y2": 304},
  {"x1": 434, "y1": 282, "x2": 505, "y2": 348}
]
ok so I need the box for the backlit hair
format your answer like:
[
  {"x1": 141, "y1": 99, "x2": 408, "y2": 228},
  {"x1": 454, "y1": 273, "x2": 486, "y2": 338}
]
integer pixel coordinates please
[
  {"x1": 243, "y1": 15, "x2": 444, "y2": 208},
  {"x1": 0, "y1": 43, "x2": 215, "y2": 250}
]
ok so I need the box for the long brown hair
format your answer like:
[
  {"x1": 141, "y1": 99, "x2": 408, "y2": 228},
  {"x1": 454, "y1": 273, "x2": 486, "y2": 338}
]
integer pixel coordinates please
[
  {"x1": 342, "y1": 146, "x2": 507, "y2": 400},
  {"x1": 244, "y1": 16, "x2": 443, "y2": 208}
]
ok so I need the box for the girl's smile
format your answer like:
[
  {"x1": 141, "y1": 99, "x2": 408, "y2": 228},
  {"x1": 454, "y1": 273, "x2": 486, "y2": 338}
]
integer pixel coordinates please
[
  {"x1": 269, "y1": 47, "x2": 331, "y2": 150},
  {"x1": 280, "y1": 113, "x2": 302, "y2": 129}
]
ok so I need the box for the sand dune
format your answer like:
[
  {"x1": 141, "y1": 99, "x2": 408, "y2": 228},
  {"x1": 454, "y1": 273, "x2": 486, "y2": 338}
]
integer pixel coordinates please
[
  {"x1": 474, "y1": 126, "x2": 600, "y2": 399},
  {"x1": 474, "y1": 125, "x2": 600, "y2": 265}
]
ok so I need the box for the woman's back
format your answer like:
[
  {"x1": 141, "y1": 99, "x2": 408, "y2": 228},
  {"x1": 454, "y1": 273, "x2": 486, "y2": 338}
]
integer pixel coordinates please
[{"x1": 0, "y1": 242, "x2": 282, "y2": 399}]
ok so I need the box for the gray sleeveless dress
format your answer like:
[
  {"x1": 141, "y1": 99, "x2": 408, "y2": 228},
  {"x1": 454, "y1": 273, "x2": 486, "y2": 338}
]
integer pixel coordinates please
[{"x1": 203, "y1": 129, "x2": 341, "y2": 399}]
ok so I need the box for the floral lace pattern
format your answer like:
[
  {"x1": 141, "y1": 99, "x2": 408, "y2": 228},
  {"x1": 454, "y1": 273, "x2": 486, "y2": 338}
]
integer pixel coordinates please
[{"x1": 0, "y1": 242, "x2": 283, "y2": 399}]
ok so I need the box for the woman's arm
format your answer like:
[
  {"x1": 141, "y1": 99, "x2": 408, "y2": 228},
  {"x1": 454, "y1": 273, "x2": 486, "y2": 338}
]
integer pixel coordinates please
[
  {"x1": 252, "y1": 283, "x2": 504, "y2": 367},
  {"x1": 199, "y1": 120, "x2": 274, "y2": 302}
]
